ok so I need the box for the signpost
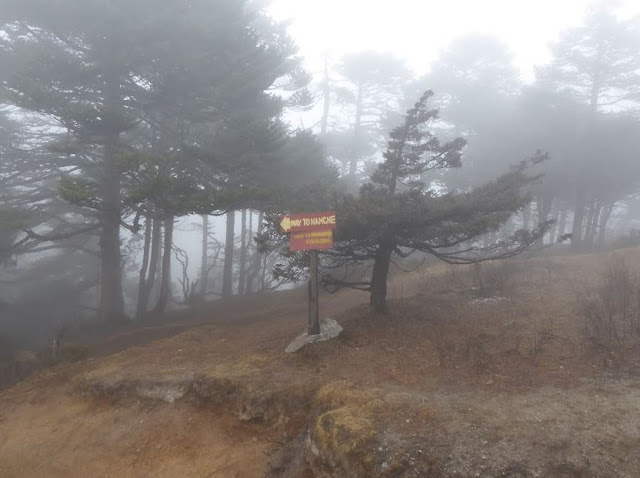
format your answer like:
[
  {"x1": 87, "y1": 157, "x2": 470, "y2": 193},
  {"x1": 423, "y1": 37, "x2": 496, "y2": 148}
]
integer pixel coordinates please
[{"x1": 280, "y1": 211, "x2": 336, "y2": 336}]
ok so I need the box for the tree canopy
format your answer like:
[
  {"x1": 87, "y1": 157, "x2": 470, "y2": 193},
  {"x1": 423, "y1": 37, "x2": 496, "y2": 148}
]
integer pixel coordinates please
[{"x1": 323, "y1": 92, "x2": 550, "y2": 313}]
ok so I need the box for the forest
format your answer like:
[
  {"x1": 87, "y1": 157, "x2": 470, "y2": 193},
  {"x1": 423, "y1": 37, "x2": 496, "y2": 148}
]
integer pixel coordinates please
[{"x1": 1, "y1": 0, "x2": 640, "y2": 354}]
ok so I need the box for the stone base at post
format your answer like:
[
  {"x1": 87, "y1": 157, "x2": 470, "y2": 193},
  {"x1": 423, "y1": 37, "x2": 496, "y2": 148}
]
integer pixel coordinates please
[{"x1": 285, "y1": 317, "x2": 343, "y2": 354}]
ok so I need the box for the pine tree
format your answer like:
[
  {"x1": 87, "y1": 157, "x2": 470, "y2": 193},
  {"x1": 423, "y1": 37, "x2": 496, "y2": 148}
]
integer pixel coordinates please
[
  {"x1": 326, "y1": 92, "x2": 550, "y2": 313},
  {"x1": 538, "y1": 6, "x2": 640, "y2": 249},
  {"x1": 1, "y1": 0, "x2": 309, "y2": 320}
]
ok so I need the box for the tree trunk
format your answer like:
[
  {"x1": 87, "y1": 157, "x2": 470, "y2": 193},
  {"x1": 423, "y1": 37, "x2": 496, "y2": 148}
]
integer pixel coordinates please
[
  {"x1": 320, "y1": 55, "x2": 331, "y2": 136},
  {"x1": 557, "y1": 208, "x2": 568, "y2": 238},
  {"x1": 148, "y1": 219, "x2": 162, "y2": 300},
  {"x1": 222, "y1": 211, "x2": 235, "y2": 297},
  {"x1": 598, "y1": 202, "x2": 614, "y2": 248},
  {"x1": 137, "y1": 218, "x2": 161, "y2": 319},
  {"x1": 536, "y1": 193, "x2": 553, "y2": 246},
  {"x1": 200, "y1": 215, "x2": 209, "y2": 297},
  {"x1": 586, "y1": 200, "x2": 601, "y2": 248},
  {"x1": 154, "y1": 217, "x2": 174, "y2": 313},
  {"x1": 369, "y1": 235, "x2": 394, "y2": 314},
  {"x1": 571, "y1": 186, "x2": 587, "y2": 252},
  {"x1": 98, "y1": 67, "x2": 126, "y2": 323},
  {"x1": 348, "y1": 84, "x2": 364, "y2": 179},
  {"x1": 237, "y1": 209, "x2": 248, "y2": 296},
  {"x1": 572, "y1": 79, "x2": 601, "y2": 251},
  {"x1": 549, "y1": 207, "x2": 560, "y2": 244},
  {"x1": 260, "y1": 248, "x2": 269, "y2": 292},
  {"x1": 583, "y1": 197, "x2": 598, "y2": 250},
  {"x1": 135, "y1": 217, "x2": 152, "y2": 320},
  {"x1": 245, "y1": 211, "x2": 263, "y2": 295}
]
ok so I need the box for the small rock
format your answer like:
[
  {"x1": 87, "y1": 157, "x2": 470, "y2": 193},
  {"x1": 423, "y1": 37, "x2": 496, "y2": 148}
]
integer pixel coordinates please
[
  {"x1": 285, "y1": 318, "x2": 343, "y2": 354},
  {"x1": 381, "y1": 462, "x2": 390, "y2": 470},
  {"x1": 310, "y1": 441, "x2": 320, "y2": 457}
]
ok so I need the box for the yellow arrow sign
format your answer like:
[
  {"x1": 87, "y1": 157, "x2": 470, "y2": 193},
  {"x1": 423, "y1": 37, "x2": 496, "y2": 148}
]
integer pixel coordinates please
[
  {"x1": 280, "y1": 216, "x2": 291, "y2": 232},
  {"x1": 280, "y1": 212, "x2": 336, "y2": 234}
]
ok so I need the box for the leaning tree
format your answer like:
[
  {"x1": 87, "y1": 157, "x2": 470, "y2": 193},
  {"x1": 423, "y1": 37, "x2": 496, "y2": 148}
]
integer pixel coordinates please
[{"x1": 324, "y1": 91, "x2": 551, "y2": 313}]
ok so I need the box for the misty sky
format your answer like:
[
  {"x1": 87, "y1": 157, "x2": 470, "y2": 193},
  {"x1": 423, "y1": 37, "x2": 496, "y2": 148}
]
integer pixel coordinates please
[
  {"x1": 180, "y1": 1, "x2": 640, "y2": 275},
  {"x1": 270, "y1": 0, "x2": 640, "y2": 80}
]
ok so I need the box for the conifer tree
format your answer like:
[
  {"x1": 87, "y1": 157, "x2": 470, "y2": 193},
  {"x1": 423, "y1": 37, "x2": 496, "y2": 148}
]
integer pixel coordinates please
[{"x1": 326, "y1": 92, "x2": 550, "y2": 313}]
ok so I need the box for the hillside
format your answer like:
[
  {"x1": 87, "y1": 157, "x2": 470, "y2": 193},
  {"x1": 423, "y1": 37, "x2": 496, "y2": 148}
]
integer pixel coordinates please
[{"x1": 2, "y1": 249, "x2": 640, "y2": 477}]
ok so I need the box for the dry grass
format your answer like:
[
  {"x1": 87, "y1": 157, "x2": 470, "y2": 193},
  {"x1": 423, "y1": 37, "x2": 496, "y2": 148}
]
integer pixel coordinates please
[
  {"x1": 5, "y1": 248, "x2": 640, "y2": 477},
  {"x1": 578, "y1": 254, "x2": 640, "y2": 344}
]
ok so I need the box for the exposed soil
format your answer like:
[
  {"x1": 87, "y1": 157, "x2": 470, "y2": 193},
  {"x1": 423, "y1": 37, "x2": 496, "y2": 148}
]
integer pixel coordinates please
[{"x1": 2, "y1": 249, "x2": 640, "y2": 477}]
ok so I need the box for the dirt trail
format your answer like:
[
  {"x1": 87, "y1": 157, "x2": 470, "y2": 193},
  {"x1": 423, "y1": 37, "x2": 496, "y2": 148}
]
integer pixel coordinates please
[
  {"x1": 87, "y1": 285, "x2": 367, "y2": 358},
  {"x1": 84, "y1": 256, "x2": 439, "y2": 360},
  {"x1": 0, "y1": 385, "x2": 272, "y2": 478},
  {"x1": 0, "y1": 286, "x2": 371, "y2": 478}
]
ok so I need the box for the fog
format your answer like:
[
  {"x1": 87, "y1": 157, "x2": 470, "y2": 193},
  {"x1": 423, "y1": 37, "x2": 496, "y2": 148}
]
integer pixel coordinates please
[
  {"x1": 2, "y1": 0, "x2": 640, "y2": 383},
  {"x1": 270, "y1": 0, "x2": 640, "y2": 79},
  {"x1": 5, "y1": 1, "x2": 640, "y2": 475}
]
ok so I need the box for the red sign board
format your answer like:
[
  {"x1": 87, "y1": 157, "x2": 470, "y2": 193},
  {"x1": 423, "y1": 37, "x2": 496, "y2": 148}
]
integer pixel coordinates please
[
  {"x1": 281, "y1": 212, "x2": 337, "y2": 335},
  {"x1": 280, "y1": 211, "x2": 337, "y2": 233},
  {"x1": 290, "y1": 230, "x2": 334, "y2": 252}
]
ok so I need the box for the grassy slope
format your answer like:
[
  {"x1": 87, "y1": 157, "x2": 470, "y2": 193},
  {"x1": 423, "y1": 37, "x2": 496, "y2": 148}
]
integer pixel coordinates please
[{"x1": 2, "y1": 249, "x2": 640, "y2": 477}]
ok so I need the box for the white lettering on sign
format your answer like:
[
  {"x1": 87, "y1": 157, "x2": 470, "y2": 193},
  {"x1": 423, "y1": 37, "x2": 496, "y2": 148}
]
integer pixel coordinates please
[
  {"x1": 281, "y1": 212, "x2": 337, "y2": 233},
  {"x1": 302, "y1": 216, "x2": 336, "y2": 227}
]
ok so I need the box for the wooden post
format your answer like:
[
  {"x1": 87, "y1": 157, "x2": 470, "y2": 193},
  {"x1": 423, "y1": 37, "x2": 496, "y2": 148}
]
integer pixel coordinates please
[{"x1": 309, "y1": 250, "x2": 320, "y2": 335}]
